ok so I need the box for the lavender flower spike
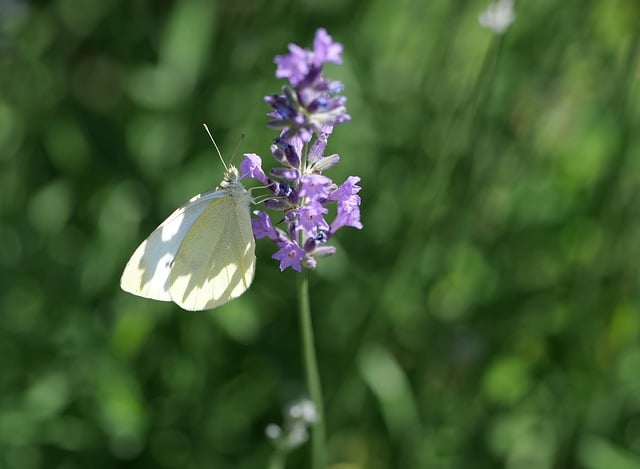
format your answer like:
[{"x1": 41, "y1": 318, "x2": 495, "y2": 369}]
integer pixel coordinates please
[{"x1": 244, "y1": 29, "x2": 362, "y2": 272}]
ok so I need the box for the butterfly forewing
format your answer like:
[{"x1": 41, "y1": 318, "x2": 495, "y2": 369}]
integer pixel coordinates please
[{"x1": 120, "y1": 190, "x2": 229, "y2": 301}]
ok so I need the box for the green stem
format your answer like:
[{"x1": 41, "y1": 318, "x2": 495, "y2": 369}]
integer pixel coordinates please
[
  {"x1": 268, "y1": 449, "x2": 286, "y2": 469},
  {"x1": 298, "y1": 270, "x2": 325, "y2": 469}
]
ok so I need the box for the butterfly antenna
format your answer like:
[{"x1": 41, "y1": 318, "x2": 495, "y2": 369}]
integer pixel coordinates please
[
  {"x1": 203, "y1": 124, "x2": 228, "y2": 171},
  {"x1": 229, "y1": 132, "x2": 246, "y2": 165}
]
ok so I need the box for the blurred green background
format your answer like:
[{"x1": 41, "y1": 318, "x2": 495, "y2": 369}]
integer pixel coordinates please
[{"x1": 2, "y1": 0, "x2": 640, "y2": 467}]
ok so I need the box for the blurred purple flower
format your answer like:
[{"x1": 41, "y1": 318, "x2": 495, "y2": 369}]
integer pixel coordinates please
[
  {"x1": 266, "y1": 28, "x2": 350, "y2": 140},
  {"x1": 275, "y1": 28, "x2": 343, "y2": 86}
]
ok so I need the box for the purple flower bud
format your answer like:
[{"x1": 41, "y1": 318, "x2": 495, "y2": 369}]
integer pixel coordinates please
[
  {"x1": 265, "y1": 94, "x2": 292, "y2": 117},
  {"x1": 308, "y1": 126, "x2": 332, "y2": 164},
  {"x1": 283, "y1": 144, "x2": 301, "y2": 168},
  {"x1": 270, "y1": 167, "x2": 300, "y2": 181},
  {"x1": 302, "y1": 255, "x2": 317, "y2": 269},
  {"x1": 280, "y1": 126, "x2": 313, "y2": 144},
  {"x1": 270, "y1": 144, "x2": 287, "y2": 164},
  {"x1": 308, "y1": 98, "x2": 329, "y2": 114},
  {"x1": 313, "y1": 245, "x2": 336, "y2": 257},
  {"x1": 327, "y1": 81, "x2": 344, "y2": 94},
  {"x1": 310, "y1": 155, "x2": 340, "y2": 173},
  {"x1": 303, "y1": 230, "x2": 328, "y2": 252},
  {"x1": 276, "y1": 181, "x2": 293, "y2": 197},
  {"x1": 304, "y1": 237, "x2": 317, "y2": 252},
  {"x1": 288, "y1": 134, "x2": 305, "y2": 158},
  {"x1": 264, "y1": 198, "x2": 291, "y2": 210}
]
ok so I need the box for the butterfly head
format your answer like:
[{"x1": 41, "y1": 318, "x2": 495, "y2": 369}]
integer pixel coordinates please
[
  {"x1": 218, "y1": 165, "x2": 252, "y2": 203},
  {"x1": 219, "y1": 165, "x2": 241, "y2": 188}
]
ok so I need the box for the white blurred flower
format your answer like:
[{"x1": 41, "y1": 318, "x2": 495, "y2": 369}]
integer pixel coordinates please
[
  {"x1": 266, "y1": 398, "x2": 318, "y2": 452},
  {"x1": 288, "y1": 399, "x2": 318, "y2": 424},
  {"x1": 285, "y1": 422, "x2": 310, "y2": 448},
  {"x1": 265, "y1": 423, "x2": 282, "y2": 440},
  {"x1": 479, "y1": 0, "x2": 516, "y2": 34}
]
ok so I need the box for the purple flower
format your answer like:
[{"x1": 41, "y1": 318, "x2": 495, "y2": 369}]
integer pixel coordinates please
[
  {"x1": 329, "y1": 177, "x2": 363, "y2": 232},
  {"x1": 267, "y1": 29, "x2": 350, "y2": 139},
  {"x1": 252, "y1": 210, "x2": 281, "y2": 241},
  {"x1": 312, "y1": 28, "x2": 343, "y2": 67},
  {"x1": 275, "y1": 28, "x2": 343, "y2": 87},
  {"x1": 272, "y1": 240, "x2": 306, "y2": 272},
  {"x1": 244, "y1": 29, "x2": 362, "y2": 271},
  {"x1": 241, "y1": 153, "x2": 268, "y2": 184},
  {"x1": 330, "y1": 204, "x2": 362, "y2": 232},
  {"x1": 298, "y1": 174, "x2": 332, "y2": 199},
  {"x1": 328, "y1": 176, "x2": 361, "y2": 204},
  {"x1": 270, "y1": 167, "x2": 300, "y2": 181},
  {"x1": 275, "y1": 44, "x2": 310, "y2": 86},
  {"x1": 296, "y1": 202, "x2": 329, "y2": 235}
]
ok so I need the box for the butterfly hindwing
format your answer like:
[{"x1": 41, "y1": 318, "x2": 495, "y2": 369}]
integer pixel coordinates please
[{"x1": 169, "y1": 190, "x2": 255, "y2": 310}]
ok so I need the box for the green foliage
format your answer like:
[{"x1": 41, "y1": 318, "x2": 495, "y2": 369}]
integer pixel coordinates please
[{"x1": 1, "y1": 0, "x2": 639, "y2": 467}]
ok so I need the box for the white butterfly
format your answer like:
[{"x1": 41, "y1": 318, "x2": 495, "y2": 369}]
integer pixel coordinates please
[{"x1": 120, "y1": 131, "x2": 255, "y2": 311}]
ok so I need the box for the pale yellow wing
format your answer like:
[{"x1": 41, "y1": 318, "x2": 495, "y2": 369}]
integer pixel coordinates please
[
  {"x1": 168, "y1": 191, "x2": 255, "y2": 311},
  {"x1": 120, "y1": 190, "x2": 228, "y2": 301}
]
